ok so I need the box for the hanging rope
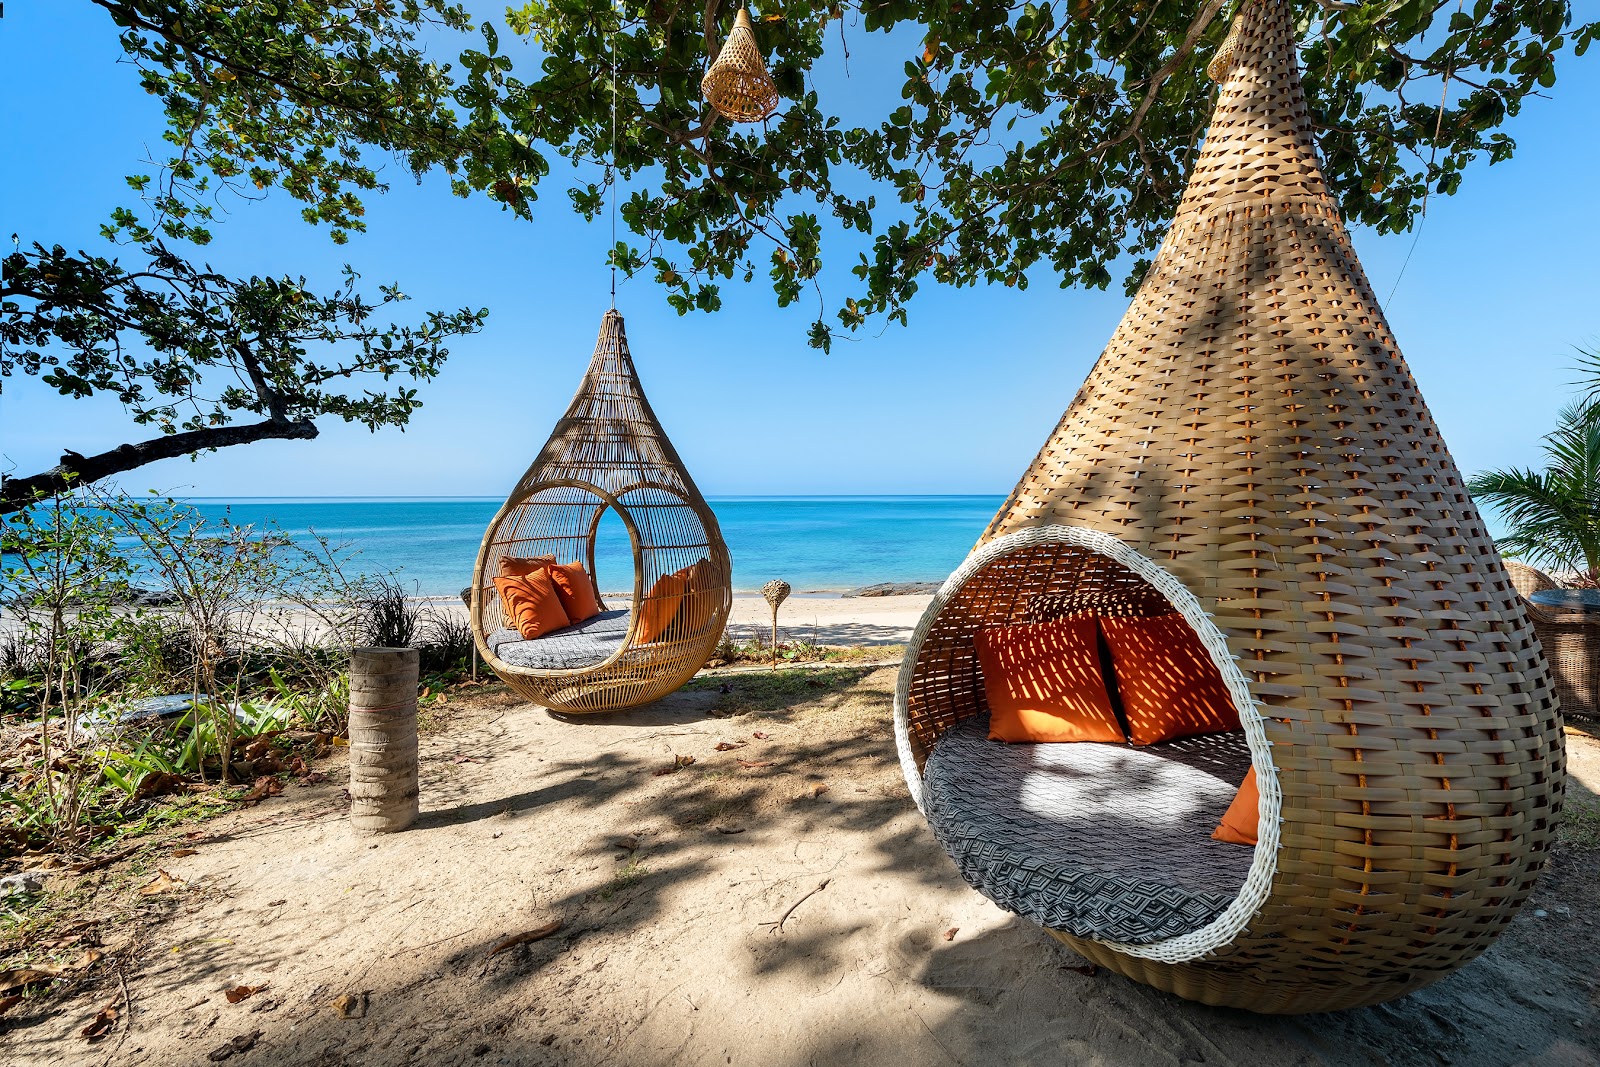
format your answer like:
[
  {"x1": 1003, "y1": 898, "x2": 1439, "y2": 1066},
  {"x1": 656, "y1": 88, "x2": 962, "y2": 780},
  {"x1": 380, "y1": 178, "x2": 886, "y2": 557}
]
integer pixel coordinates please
[
  {"x1": 608, "y1": 0, "x2": 620, "y2": 307},
  {"x1": 1385, "y1": 0, "x2": 1463, "y2": 306}
]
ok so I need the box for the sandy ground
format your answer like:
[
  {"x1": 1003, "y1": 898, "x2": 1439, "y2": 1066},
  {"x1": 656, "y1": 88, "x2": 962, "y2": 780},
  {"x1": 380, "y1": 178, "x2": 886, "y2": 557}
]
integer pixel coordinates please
[
  {"x1": 5, "y1": 668, "x2": 1600, "y2": 1067},
  {"x1": 725, "y1": 594, "x2": 929, "y2": 647}
]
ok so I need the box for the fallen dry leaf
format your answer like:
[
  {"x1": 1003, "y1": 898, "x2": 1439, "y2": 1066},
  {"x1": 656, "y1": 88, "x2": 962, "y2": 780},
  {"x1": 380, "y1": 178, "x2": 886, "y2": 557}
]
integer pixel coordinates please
[
  {"x1": 0, "y1": 993, "x2": 21, "y2": 1015},
  {"x1": 225, "y1": 984, "x2": 267, "y2": 1004},
  {"x1": 207, "y1": 1030, "x2": 263, "y2": 1061},
  {"x1": 713, "y1": 741, "x2": 746, "y2": 751},
  {"x1": 736, "y1": 759, "x2": 774, "y2": 770},
  {"x1": 134, "y1": 770, "x2": 186, "y2": 801},
  {"x1": 652, "y1": 753, "x2": 696, "y2": 776},
  {"x1": 171, "y1": 848, "x2": 198, "y2": 858},
  {"x1": 751, "y1": 731, "x2": 772, "y2": 740},
  {"x1": 486, "y1": 920, "x2": 564, "y2": 959},
  {"x1": 331, "y1": 992, "x2": 368, "y2": 1019},
  {"x1": 138, "y1": 869, "x2": 182, "y2": 895},
  {"x1": 451, "y1": 754, "x2": 483, "y2": 764},
  {"x1": 714, "y1": 826, "x2": 745, "y2": 835},
  {"x1": 0, "y1": 967, "x2": 62, "y2": 994},
  {"x1": 943, "y1": 927, "x2": 959, "y2": 942},
  {"x1": 0, "y1": 949, "x2": 100, "y2": 994},
  {"x1": 80, "y1": 998, "x2": 119, "y2": 1041},
  {"x1": 237, "y1": 776, "x2": 284, "y2": 806}
]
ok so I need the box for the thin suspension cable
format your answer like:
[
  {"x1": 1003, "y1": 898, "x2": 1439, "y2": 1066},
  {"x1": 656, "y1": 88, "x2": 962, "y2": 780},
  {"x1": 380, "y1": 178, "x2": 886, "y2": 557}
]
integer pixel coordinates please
[
  {"x1": 609, "y1": 0, "x2": 620, "y2": 308},
  {"x1": 1385, "y1": 0, "x2": 1462, "y2": 307}
]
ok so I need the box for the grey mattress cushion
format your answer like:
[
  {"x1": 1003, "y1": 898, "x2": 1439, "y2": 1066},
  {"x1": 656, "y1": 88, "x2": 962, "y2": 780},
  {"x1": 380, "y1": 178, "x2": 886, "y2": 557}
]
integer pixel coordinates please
[
  {"x1": 923, "y1": 716, "x2": 1256, "y2": 944},
  {"x1": 489, "y1": 609, "x2": 631, "y2": 671}
]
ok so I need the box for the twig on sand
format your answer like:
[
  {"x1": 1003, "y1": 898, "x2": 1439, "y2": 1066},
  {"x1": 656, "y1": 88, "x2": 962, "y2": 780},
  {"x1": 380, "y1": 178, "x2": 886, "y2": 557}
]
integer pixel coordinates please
[
  {"x1": 113, "y1": 968, "x2": 134, "y2": 1049},
  {"x1": 390, "y1": 928, "x2": 472, "y2": 959},
  {"x1": 71, "y1": 845, "x2": 143, "y2": 875},
  {"x1": 485, "y1": 920, "x2": 564, "y2": 960},
  {"x1": 759, "y1": 879, "x2": 831, "y2": 934}
]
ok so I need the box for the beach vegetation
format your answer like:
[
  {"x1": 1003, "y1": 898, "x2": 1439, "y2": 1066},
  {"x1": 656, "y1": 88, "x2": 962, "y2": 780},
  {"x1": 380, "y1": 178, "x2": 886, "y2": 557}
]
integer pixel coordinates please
[
  {"x1": 1470, "y1": 349, "x2": 1600, "y2": 578},
  {"x1": 709, "y1": 627, "x2": 902, "y2": 669},
  {"x1": 357, "y1": 575, "x2": 424, "y2": 651},
  {"x1": 0, "y1": 490, "x2": 370, "y2": 854},
  {"x1": 417, "y1": 609, "x2": 477, "y2": 679},
  {"x1": 686, "y1": 666, "x2": 880, "y2": 715}
]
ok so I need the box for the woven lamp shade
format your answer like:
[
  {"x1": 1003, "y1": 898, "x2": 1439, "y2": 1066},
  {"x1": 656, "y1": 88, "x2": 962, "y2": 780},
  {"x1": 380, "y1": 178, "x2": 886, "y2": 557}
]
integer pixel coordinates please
[
  {"x1": 701, "y1": 7, "x2": 779, "y2": 122},
  {"x1": 470, "y1": 310, "x2": 732, "y2": 713},
  {"x1": 894, "y1": 0, "x2": 1564, "y2": 1013}
]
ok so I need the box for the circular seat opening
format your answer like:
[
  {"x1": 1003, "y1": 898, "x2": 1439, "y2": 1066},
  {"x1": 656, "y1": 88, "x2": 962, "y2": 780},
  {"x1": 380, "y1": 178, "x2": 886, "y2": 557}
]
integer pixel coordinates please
[
  {"x1": 476, "y1": 483, "x2": 730, "y2": 677},
  {"x1": 897, "y1": 526, "x2": 1276, "y2": 955}
]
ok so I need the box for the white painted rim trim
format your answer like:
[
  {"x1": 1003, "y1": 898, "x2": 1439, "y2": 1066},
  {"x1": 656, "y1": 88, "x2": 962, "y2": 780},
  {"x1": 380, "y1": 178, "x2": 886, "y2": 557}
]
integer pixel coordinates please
[{"x1": 891, "y1": 523, "x2": 1281, "y2": 965}]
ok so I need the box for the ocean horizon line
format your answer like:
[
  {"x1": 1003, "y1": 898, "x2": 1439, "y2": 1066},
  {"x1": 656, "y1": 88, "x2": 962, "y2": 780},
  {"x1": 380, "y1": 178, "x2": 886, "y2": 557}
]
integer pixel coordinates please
[
  {"x1": 174, "y1": 493, "x2": 1008, "y2": 502},
  {"x1": 164, "y1": 496, "x2": 1005, "y2": 597}
]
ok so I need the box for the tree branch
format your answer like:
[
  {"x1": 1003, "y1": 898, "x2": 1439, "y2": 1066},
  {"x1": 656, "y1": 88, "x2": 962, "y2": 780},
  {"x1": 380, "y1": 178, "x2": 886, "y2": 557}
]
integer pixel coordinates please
[{"x1": 0, "y1": 418, "x2": 318, "y2": 515}]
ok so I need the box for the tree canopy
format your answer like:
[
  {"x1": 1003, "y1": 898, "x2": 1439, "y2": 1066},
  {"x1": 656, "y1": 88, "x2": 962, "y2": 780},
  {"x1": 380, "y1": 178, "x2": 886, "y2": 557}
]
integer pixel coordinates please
[
  {"x1": 83, "y1": 0, "x2": 1595, "y2": 345},
  {"x1": 3, "y1": 0, "x2": 1593, "y2": 506},
  {"x1": 0, "y1": 243, "x2": 484, "y2": 513}
]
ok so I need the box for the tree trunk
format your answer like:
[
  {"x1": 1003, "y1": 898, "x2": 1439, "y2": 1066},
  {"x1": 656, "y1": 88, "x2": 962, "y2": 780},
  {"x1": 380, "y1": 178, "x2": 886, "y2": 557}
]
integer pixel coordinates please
[
  {"x1": 0, "y1": 418, "x2": 318, "y2": 514},
  {"x1": 347, "y1": 646, "x2": 420, "y2": 834}
]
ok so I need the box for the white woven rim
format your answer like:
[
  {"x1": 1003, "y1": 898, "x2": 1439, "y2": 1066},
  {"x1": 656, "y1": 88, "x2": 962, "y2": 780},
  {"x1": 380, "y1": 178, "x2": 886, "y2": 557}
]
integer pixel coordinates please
[{"x1": 891, "y1": 523, "x2": 1282, "y2": 965}]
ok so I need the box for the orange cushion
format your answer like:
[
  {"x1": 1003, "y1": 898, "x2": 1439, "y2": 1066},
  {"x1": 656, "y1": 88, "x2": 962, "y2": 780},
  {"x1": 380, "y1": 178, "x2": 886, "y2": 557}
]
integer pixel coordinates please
[
  {"x1": 1099, "y1": 614, "x2": 1240, "y2": 746},
  {"x1": 636, "y1": 571, "x2": 689, "y2": 645},
  {"x1": 547, "y1": 560, "x2": 602, "y2": 623},
  {"x1": 1212, "y1": 767, "x2": 1260, "y2": 845},
  {"x1": 673, "y1": 558, "x2": 719, "y2": 636},
  {"x1": 493, "y1": 569, "x2": 570, "y2": 640},
  {"x1": 499, "y1": 554, "x2": 556, "y2": 578},
  {"x1": 974, "y1": 617, "x2": 1126, "y2": 743}
]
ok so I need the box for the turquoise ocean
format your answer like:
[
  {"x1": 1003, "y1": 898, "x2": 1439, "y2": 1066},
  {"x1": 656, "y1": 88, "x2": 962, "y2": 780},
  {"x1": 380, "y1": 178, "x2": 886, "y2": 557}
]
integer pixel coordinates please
[{"x1": 184, "y1": 496, "x2": 1008, "y2": 597}]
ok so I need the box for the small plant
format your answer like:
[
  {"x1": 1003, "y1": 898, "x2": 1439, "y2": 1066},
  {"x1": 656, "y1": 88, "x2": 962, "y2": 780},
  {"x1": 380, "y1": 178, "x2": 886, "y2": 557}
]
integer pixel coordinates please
[
  {"x1": 359, "y1": 576, "x2": 421, "y2": 649},
  {"x1": 417, "y1": 608, "x2": 473, "y2": 676},
  {"x1": 601, "y1": 859, "x2": 649, "y2": 900}
]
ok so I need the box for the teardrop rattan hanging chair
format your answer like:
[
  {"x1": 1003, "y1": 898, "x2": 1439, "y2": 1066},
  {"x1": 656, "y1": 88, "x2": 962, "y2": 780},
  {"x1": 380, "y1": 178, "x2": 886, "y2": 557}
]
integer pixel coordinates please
[
  {"x1": 894, "y1": 0, "x2": 1564, "y2": 1014},
  {"x1": 701, "y1": 6, "x2": 779, "y2": 123},
  {"x1": 470, "y1": 310, "x2": 732, "y2": 714}
]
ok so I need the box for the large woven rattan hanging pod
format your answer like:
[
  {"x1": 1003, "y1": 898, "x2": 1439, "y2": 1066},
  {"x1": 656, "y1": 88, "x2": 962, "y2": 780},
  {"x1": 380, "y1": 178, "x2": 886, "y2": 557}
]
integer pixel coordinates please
[
  {"x1": 701, "y1": 6, "x2": 779, "y2": 122},
  {"x1": 894, "y1": 0, "x2": 1564, "y2": 1013},
  {"x1": 470, "y1": 310, "x2": 732, "y2": 713}
]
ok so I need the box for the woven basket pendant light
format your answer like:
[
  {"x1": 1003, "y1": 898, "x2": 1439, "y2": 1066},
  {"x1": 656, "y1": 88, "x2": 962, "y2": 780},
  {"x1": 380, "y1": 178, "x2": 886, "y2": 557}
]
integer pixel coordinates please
[
  {"x1": 894, "y1": 0, "x2": 1564, "y2": 1013},
  {"x1": 701, "y1": 6, "x2": 779, "y2": 122},
  {"x1": 470, "y1": 310, "x2": 732, "y2": 713}
]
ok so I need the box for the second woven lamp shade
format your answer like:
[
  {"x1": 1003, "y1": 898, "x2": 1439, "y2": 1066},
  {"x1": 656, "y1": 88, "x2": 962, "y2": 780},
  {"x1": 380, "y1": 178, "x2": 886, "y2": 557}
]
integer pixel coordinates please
[
  {"x1": 701, "y1": 7, "x2": 779, "y2": 122},
  {"x1": 895, "y1": 0, "x2": 1565, "y2": 1013}
]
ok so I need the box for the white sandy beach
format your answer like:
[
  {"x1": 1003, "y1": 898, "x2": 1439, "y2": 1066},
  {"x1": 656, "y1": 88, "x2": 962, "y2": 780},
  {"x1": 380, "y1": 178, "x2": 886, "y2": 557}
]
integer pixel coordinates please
[
  {"x1": 414, "y1": 593, "x2": 934, "y2": 649},
  {"x1": 12, "y1": 671, "x2": 1599, "y2": 1067}
]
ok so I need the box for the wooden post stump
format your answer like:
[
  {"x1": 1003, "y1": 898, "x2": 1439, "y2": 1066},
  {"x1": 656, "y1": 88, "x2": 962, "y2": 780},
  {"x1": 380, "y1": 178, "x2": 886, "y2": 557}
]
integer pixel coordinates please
[{"x1": 348, "y1": 646, "x2": 420, "y2": 833}]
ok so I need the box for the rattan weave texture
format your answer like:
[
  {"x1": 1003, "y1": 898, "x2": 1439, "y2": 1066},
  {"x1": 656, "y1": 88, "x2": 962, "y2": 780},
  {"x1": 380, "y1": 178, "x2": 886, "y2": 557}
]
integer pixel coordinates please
[
  {"x1": 701, "y1": 7, "x2": 779, "y2": 123},
  {"x1": 1504, "y1": 561, "x2": 1600, "y2": 721},
  {"x1": 894, "y1": 0, "x2": 1564, "y2": 1013},
  {"x1": 470, "y1": 310, "x2": 731, "y2": 713}
]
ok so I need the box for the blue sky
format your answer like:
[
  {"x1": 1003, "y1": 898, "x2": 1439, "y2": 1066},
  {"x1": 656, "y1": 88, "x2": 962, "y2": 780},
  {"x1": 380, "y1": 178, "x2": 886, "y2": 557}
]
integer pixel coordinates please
[{"x1": 3, "y1": 3, "x2": 1597, "y2": 500}]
